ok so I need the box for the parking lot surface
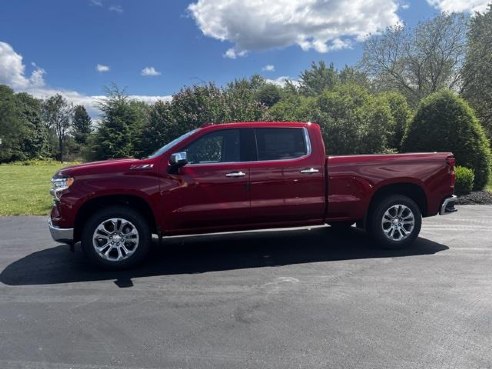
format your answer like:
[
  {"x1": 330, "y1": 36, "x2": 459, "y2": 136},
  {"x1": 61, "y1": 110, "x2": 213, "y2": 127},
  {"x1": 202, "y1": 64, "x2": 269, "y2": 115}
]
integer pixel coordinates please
[{"x1": 0, "y1": 205, "x2": 491, "y2": 369}]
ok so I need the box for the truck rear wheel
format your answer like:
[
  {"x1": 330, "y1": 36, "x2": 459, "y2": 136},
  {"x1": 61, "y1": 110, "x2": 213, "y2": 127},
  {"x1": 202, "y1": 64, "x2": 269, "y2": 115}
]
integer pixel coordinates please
[
  {"x1": 368, "y1": 195, "x2": 422, "y2": 249},
  {"x1": 81, "y1": 206, "x2": 151, "y2": 269}
]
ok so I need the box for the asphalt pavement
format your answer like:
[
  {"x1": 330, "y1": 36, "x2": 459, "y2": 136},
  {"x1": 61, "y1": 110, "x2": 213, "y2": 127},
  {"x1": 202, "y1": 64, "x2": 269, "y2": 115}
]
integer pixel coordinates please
[{"x1": 0, "y1": 206, "x2": 491, "y2": 369}]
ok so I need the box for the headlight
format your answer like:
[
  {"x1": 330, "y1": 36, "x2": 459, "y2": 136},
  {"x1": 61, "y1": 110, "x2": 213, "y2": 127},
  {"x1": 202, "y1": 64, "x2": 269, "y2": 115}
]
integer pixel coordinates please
[{"x1": 50, "y1": 176, "x2": 74, "y2": 200}]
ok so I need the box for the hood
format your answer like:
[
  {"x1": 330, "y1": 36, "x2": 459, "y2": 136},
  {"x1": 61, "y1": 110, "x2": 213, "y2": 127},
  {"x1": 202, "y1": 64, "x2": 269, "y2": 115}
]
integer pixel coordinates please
[{"x1": 56, "y1": 158, "x2": 145, "y2": 177}]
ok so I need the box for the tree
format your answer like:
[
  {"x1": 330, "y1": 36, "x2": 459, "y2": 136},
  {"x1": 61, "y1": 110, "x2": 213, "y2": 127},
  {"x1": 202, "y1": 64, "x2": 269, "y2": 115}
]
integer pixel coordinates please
[
  {"x1": 315, "y1": 84, "x2": 393, "y2": 155},
  {"x1": 0, "y1": 86, "x2": 48, "y2": 162},
  {"x1": 256, "y1": 84, "x2": 282, "y2": 108},
  {"x1": 171, "y1": 79, "x2": 266, "y2": 127},
  {"x1": 402, "y1": 90, "x2": 491, "y2": 190},
  {"x1": 339, "y1": 66, "x2": 370, "y2": 88},
  {"x1": 136, "y1": 101, "x2": 174, "y2": 157},
  {"x1": 378, "y1": 91, "x2": 412, "y2": 150},
  {"x1": 462, "y1": 4, "x2": 492, "y2": 140},
  {"x1": 266, "y1": 83, "x2": 394, "y2": 155},
  {"x1": 170, "y1": 83, "x2": 227, "y2": 130},
  {"x1": 264, "y1": 94, "x2": 318, "y2": 122},
  {"x1": 360, "y1": 13, "x2": 467, "y2": 106},
  {"x1": 72, "y1": 105, "x2": 92, "y2": 145},
  {"x1": 0, "y1": 85, "x2": 25, "y2": 162},
  {"x1": 224, "y1": 78, "x2": 267, "y2": 121},
  {"x1": 43, "y1": 94, "x2": 73, "y2": 162},
  {"x1": 17, "y1": 92, "x2": 50, "y2": 159},
  {"x1": 92, "y1": 87, "x2": 148, "y2": 160},
  {"x1": 299, "y1": 61, "x2": 339, "y2": 96}
]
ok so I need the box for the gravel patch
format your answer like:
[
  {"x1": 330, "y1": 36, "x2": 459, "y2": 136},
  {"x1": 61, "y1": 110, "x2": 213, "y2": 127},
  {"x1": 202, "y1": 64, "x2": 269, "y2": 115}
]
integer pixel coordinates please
[{"x1": 456, "y1": 190, "x2": 492, "y2": 205}]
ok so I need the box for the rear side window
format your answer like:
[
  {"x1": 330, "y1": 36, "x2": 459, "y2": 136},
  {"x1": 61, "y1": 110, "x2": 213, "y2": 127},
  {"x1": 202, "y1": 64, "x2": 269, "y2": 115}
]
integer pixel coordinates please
[
  {"x1": 184, "y1": 129, "x2": 240, "y2": 164},
  {"x1": 255, "y1": 128, "x2": 308, "y2": 161}
]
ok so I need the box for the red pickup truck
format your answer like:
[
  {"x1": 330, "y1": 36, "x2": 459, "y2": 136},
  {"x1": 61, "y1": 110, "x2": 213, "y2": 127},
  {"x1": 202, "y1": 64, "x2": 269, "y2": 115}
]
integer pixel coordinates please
[{"x1": 49, "y1": 122, "x2": 457, "y2": 268}]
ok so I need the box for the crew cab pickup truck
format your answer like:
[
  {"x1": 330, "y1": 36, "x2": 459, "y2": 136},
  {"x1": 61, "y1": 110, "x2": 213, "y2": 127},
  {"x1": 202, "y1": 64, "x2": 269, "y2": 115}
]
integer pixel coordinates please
[{"x1": 49, "y1": 122, "x2": 457, "y2": 268}]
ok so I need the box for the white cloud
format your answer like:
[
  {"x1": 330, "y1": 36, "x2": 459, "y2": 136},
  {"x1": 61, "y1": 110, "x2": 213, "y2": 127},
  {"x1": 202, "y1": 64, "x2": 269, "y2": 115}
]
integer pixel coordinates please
[
  {"x1": 141, "y1": 66, "x2": 161, "y2": 77},
  {"x1": 126, "y1": 95, "x2": 172, "y2": 104},
  {"x1": 265, "y1": 76, "x2": 300, "y2": 88},
  {"x1": 25, "y1": 88, "x2": 171, "y2": 119},
  {"x1": 0, "y1": 42, "x2": 46, "y2": 89},
  {"x1": 262, "y1": 64, "x2": 275, "y2": 72},
  {"x1": 27, "y1": 90, "x2": 171, "y2": 120},
  {"x1": 223, "y1": 48, "x2": 247, "y2": 59},
  {"x1": 90, "y1": 0, "x2": 103, "y2": 7},
  {"x1": 189, "y1": 0, "x2": 401, "y2": 57},
  {"x1": 109, "y1": 5, "x2": 123, "y2": 13},
  {"x1": 426, "y1": 0, "x2": 489, "y2": 13},
  {"x1": 96, "y1": 64, "x2": 110, "y2": 72},
  {"x1": 29, "y1": 62, "x2": 46, "y2": 87},
  {"x1": 0, "y1": 41, "x2": 171, "y2": 119},
  {"x1": 325, "y1": 38, "x2": 352, "y2": 52},
  {"x1": 90, "y1": 1, "x2": 124, "y2": 14}
]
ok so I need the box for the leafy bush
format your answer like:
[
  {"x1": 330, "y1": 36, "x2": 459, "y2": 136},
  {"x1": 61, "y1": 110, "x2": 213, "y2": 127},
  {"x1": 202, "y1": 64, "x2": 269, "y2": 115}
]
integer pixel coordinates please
[
  {"x1": 264, "y1": 94, "x2": 318, "y2": 122},
  {"x1": 378, "y1": 91, "x2": 411, "y2": 151},
  {"x1": 402, "y1": 90, "x2": 492, "y2": 190},
  {"x1": 455, "y1": 166, "x2": 474, "y2": 195},
  {"x1": 316, "y1": 84, "x2": 393, "y2": 155},
  {"x1": 266, "y1": 83, "x2": 395, "y2": 155}
]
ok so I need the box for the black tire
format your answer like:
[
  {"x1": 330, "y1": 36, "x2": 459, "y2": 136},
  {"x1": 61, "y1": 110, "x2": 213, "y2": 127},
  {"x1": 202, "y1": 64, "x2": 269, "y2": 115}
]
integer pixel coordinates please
[
  {"x1": 368, "y1": 195, "x2": 422, "y2": 249},
  {"x1": 81, "y1": 206, "x2": 151, "y2": 269}
]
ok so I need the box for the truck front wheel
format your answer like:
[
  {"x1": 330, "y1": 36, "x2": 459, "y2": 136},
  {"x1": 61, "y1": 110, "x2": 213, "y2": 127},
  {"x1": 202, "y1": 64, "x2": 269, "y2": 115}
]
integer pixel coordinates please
[
  {"x1": 368, "y1": 195, "x2": 422, "y2": 249},
  {"x1": 81, "y1": 206, "x2": 151, "y2": 269}
]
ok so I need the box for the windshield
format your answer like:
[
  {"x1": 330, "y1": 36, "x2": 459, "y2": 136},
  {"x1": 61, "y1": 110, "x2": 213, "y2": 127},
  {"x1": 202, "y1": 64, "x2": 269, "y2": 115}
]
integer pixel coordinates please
[{"x1": 148, "y1": 129, "x2": 199, "y2": 159}]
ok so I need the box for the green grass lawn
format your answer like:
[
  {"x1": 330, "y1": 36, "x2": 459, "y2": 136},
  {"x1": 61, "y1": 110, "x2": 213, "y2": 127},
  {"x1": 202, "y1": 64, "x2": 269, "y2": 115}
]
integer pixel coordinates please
[{"x1": 0, "y1": 161, "x2": 74, "y2": 216}]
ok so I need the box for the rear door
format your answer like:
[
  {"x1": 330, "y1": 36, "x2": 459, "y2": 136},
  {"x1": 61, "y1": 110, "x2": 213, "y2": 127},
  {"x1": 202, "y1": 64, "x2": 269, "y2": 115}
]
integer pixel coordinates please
[{"x1": 249, "y1": 127, "x2": 325, "y2": 224}]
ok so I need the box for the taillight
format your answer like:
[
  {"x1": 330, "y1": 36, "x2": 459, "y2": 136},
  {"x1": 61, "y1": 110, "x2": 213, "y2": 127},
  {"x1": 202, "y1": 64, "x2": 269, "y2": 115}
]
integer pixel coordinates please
[{"x1": 446, "y1": 155, "x2": 456, "y2": 189}]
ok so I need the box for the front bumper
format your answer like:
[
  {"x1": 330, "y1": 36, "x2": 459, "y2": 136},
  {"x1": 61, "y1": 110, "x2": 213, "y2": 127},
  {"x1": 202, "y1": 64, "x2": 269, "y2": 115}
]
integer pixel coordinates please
[
  {"x1": 440, "y1": 195, "x2": 458, "y2": 215},
  {"x1": 48, "y1": 220, "x2": 74, "y2": 244}
]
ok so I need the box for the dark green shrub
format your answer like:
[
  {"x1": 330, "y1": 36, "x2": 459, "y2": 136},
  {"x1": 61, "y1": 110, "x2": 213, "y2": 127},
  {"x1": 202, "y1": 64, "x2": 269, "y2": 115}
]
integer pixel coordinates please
[
  {"x1": 402, "y1": 90, "x2": 492, "y2": 190},
  {"x1": 455, "y1": 166, "x2": 474, "y2": 195}
]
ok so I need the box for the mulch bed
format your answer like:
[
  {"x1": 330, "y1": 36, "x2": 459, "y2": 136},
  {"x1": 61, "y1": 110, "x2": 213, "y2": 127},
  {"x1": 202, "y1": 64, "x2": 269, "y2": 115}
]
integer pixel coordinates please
[{"x1": 456, "y1": 191, "x2": 492, "y2": 205}]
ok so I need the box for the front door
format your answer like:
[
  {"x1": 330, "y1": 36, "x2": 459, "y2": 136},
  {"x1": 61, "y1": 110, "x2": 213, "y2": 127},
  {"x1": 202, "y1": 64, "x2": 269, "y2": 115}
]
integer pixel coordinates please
[{"x1": 165, "y1": 128, "x2": 253, "y2": 232}]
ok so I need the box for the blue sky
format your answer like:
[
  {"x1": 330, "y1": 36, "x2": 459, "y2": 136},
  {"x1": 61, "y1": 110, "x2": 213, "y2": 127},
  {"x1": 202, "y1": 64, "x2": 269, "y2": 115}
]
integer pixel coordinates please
[{"x1": 0, "y1": 0, "x2": 489, "y2": 116}]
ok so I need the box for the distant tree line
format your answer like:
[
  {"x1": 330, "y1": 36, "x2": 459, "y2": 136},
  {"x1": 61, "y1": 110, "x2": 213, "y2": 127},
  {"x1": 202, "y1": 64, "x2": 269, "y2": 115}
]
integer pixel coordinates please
[
  {"x1": 0, "y1": 86, "x2": 91, "y2": 162},
  {"x1": 0, "y1": 7, "x2": 491, "y2": 188}
]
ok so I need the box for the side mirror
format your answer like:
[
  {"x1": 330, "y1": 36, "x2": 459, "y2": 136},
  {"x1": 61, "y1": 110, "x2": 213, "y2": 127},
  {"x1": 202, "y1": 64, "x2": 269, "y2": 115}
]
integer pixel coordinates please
[{"x1": 169, "y1": 152, "x2": 188, "y2": 170}]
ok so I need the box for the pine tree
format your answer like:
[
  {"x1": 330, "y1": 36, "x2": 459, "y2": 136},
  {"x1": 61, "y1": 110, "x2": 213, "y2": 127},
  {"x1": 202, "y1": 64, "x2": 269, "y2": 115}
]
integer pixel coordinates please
[{"x1": 72, "y1": 105, "x2": 92, "y2": 145}]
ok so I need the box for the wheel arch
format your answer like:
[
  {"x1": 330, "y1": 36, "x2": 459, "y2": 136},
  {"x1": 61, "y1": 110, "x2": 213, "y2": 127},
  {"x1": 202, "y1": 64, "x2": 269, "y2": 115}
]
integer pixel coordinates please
[
  {"x1": 367, "y1": 182, "x2": 428, "y2": 221},
  {"x1": 74, "y1": 195, "x2": 157, "y2": 242}
]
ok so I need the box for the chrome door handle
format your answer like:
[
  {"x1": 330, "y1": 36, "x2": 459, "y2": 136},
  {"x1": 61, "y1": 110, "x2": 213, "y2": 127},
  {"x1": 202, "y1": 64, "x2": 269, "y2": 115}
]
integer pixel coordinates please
[
  {"x1": 226, "y1": 171, "x2": 246, "y2": 177},
  {"x1": 300, "y1": 168, "x2": 319, "y2": 174}
]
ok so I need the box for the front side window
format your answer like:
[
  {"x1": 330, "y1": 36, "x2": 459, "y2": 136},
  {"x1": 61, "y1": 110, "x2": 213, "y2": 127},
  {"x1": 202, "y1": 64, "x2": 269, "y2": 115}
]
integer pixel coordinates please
[
  {"x1": 255, "y1": 128, "x2": 308, "y2": 161},
  {"x1": 184, "y1": 129, "x2": 240, "y2": 164}
]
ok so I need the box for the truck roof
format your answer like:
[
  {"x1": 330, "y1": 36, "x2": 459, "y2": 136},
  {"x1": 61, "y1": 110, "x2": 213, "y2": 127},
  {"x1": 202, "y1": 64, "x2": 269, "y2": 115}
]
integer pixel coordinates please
[{"x1": 199, "y1": 121, "x2": 316, "y2": 129}]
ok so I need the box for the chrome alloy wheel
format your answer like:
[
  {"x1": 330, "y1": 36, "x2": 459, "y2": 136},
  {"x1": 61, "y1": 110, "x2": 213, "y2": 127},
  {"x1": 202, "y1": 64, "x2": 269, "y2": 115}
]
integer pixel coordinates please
[
  {"x1": 92, "y1": 218, "x2": 140, "y2": 262},
  {"x1": 381, "y1": 204, "x2": 415, "y2": 242}
]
